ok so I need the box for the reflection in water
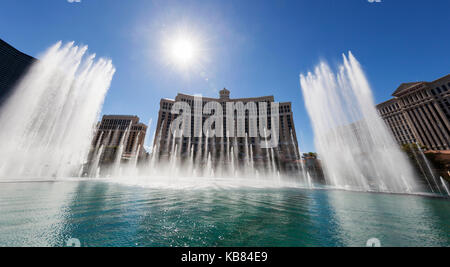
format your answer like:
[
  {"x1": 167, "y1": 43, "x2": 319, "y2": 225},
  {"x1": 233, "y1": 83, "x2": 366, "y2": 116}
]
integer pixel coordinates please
[{"x1": 0, "y1": 181, "x2": 448, "y2": 247}]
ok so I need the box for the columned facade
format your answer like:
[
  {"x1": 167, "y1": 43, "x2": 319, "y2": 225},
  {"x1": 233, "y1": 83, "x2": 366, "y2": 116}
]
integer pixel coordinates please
[{"x1": 377, "y1": 74, "x2": 450, "y2": 150}]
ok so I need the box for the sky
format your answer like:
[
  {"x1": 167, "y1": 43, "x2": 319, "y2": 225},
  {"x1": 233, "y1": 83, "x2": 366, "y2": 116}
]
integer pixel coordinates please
[{"x1": 1, "y1": 0, "x2": 449, "y2": 152}]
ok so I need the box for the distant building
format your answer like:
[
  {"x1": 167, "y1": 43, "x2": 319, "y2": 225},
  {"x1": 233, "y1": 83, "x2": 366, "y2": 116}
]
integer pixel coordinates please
[
  {"x1": 0, "y1": 39, "x2": 36, "y2": 103},
  {"x1": 377, "y1": 74, "x2": 450, "y2": 150},
  {"x1": 91, "y1": 115, "x2": 148, "y2": 164},
  {"x1": 153, "y1": 89, "x2": 300, "y2": 171}
]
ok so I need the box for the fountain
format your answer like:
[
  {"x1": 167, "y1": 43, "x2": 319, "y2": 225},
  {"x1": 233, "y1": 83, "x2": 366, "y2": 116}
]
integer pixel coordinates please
[
  {"x1": 300, "y1": 52, "x2": 422, "y2": 194},
  {"x1": 0, "y1": 42, "x2": 433, "y2": 195},
  {"x1": 0, "y1": 41, "x2": 311, "y2": 187},
  {"x1": 440, "y1": 177, "x2": 450, "y2": 196},
  {"x1": 0, "y1": 42, "x2": 448, "y2": 248},
  {"x1": 0, "y1": 41, "x2": 115, "y2": 180}
]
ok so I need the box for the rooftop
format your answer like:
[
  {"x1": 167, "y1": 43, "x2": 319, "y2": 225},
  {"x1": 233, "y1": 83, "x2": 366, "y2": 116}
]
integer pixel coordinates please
[{"x1": 391, "y1": 74, "x2": 450, "y2": 97}]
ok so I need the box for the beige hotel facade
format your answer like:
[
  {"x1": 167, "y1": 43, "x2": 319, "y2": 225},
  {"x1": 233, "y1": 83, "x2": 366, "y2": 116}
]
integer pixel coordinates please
[
  {"x1": 377, "y1": 74, "x2": 450, "y2": 151},
  {"x1": 153, "y1": 89, "x2": 300, "y2": 170}
]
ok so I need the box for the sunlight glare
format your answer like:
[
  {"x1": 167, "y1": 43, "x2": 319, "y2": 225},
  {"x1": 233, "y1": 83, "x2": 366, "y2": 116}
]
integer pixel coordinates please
[{"x1": 168, "y1": 35, "x2": 199, "y2": 68}]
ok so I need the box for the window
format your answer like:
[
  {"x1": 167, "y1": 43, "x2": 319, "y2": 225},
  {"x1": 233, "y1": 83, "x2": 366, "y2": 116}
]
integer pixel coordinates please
[
  {"x1": 442, "y1": 84, "x2": 448, "y2": 91},
  {"x1": 436, "y1": 87, "x2": 442, "y2": 94}
]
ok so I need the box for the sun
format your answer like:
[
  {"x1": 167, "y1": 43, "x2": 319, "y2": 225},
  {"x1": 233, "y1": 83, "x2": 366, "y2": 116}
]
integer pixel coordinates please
[
  {"x1": 171, "y1": 38, "x2": 196, "y2": 64},
  {"x1": 167, "y1": 35, "x2": 199, "y2": 68},
  {"x1": 160, "y1": 26, "x2": 206, "y2": 72}
]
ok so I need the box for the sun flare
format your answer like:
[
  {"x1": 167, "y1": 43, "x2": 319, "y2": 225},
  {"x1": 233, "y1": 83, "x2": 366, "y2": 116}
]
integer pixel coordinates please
[
  {"x1": 171, "y1": 38, "x2": 196, "y2": 64},
  {"x1": 167, "y1": 35, "x2": 199, "y2": 68}
]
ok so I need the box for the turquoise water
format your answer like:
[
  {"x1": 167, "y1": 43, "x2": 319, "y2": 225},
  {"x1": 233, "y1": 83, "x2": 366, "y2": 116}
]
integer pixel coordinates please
[{"x1": 0, "y1": 180, "x2": 448, "y2": 247}]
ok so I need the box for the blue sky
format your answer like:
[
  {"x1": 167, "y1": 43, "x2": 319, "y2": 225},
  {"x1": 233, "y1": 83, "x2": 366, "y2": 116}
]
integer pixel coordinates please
[{"x1": 1, "y1": 0, "x2": 449, "y2": 152}]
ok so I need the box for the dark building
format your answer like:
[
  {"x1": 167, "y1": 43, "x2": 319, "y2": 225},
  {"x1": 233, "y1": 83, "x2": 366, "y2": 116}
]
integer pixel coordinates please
[
  {"x1": 0, "y1": 39, "x2": 36, "y2": 103},
  {"x1": 377, "y1": 74, "x2": 450, "y2": 151}
]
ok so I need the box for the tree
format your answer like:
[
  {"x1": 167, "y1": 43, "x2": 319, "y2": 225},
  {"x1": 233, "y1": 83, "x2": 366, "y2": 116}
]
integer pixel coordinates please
[{"x1": 303, "y1": 152, "x2": 318, "y2": 159}]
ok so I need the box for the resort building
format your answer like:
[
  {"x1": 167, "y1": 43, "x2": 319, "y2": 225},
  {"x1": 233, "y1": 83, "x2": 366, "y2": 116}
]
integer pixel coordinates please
[
  {"x1": 377, "y1": 74, "x2": 450, "y2": 151},
  {"x1": 153, "y1": 89, "x2": 300, "y2": 171},
  {"x1": 90, "y1": 115, "x2": 148, "y2": 164},
  {"x1": 0, "y1": 39, "x2": 36, "y2": 103}
]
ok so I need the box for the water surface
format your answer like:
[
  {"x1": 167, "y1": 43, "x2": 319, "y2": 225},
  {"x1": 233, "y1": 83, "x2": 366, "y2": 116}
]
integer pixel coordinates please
[{"x1": 0, "y1": 181, "x2": 448, "y2": 247}]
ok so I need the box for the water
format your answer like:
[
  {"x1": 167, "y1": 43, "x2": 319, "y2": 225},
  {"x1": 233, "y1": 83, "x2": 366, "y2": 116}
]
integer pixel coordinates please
[
  {"x1": 0, "y1": 44, "x2": 447, "y2": 247},
  {"x1": 0, "y1": 42, "x2": 115, "y2": 179},
  {"x1": 0, "y1": 42, "x2": 422, "y2": 197},
  {"x1": 0, "y1": 180, "x2": 448, "y2": 247},
  {"x1": 441, "y1": 177, "x2": 450, "y2": 196},
  {"x1": 93, "y1": 127, "x2": 309, "y2": 185},
  {"x1": 300, "y1": 52, "x2": 420, "y2": 194}
]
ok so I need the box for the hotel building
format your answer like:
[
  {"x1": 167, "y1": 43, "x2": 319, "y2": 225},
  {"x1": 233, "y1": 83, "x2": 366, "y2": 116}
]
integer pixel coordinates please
[
  {"x1": 377, "y1": 74, "x2": 450, "y2": 151},
  {"x1": 91, "y1": 115, "x2": 148, "y2": 164},
  {"x1": 153, "y1": 89, "x2": 300, "y2": 170},
  {"x1": 0, "y1": 39, "x2": 35, "y2": 103}
]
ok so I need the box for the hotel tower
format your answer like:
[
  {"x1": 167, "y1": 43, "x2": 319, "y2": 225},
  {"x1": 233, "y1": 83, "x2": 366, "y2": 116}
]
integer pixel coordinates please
[
  {"x1": 377, "y1": 74, "x2": 450, "y2": 151},
  {"x1": 153, "y1": 89, "x2": 301, "y2": 171}
]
